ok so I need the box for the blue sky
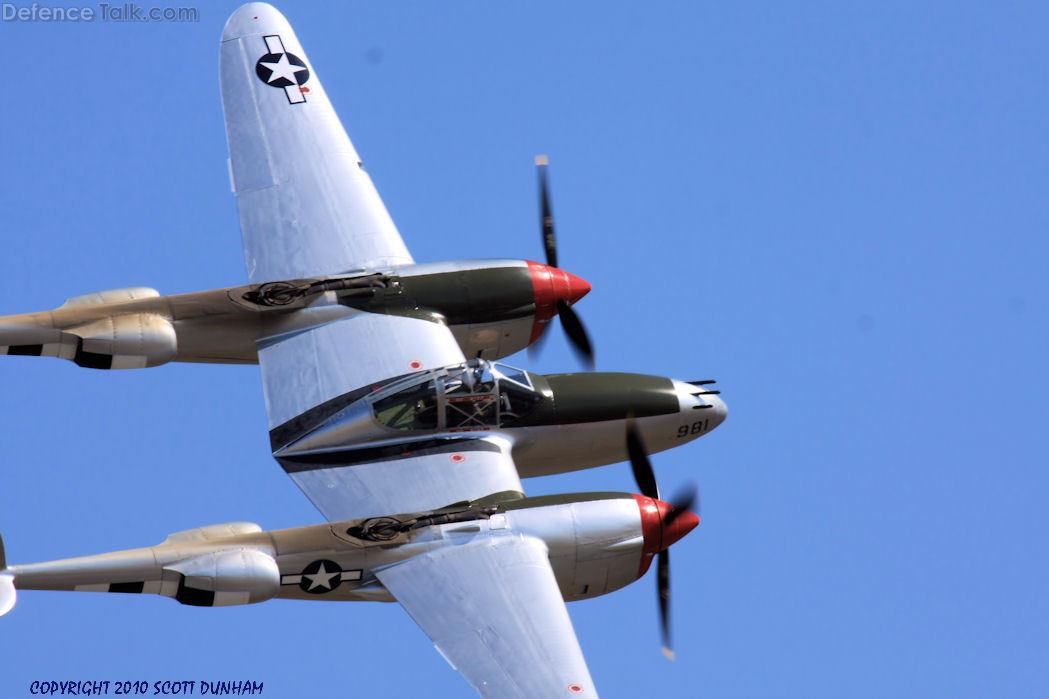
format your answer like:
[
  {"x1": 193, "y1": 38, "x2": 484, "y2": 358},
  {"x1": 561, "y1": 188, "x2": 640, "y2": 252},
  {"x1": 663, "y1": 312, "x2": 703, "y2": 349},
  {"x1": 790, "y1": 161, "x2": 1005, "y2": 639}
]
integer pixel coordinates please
[{"x1": 1, "y1": 1, "x2": 1047, "y2": 697}]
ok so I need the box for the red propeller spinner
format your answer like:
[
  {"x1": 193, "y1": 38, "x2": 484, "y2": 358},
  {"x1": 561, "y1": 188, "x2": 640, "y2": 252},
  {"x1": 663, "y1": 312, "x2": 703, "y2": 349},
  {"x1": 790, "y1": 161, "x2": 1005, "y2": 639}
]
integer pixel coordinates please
[
  {"x1": 633, "y1": 494, "x2": 700, "y2": 578},
  {"x1": 527, "y1": 260, "x2": 591, "y2": 344}
]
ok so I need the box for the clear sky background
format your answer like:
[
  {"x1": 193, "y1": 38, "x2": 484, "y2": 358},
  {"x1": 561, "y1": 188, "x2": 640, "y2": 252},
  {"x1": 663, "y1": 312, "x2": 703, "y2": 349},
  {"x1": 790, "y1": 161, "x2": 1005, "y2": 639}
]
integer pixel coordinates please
[{"x1": 1, "y1": 1, "x2": 1046, "y2": 697}]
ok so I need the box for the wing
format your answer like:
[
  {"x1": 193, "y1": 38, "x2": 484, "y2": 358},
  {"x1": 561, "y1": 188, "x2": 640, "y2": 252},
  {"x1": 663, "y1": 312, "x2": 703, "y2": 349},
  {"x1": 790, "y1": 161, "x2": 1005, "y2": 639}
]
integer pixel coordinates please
[
  {"x1": 220, "y1": 3, "x2": 413, "y2": 284},
  {"x1": 278, "y1": 433, "x2": 524, "y2": 522},
  {"x1": 258, "y1": 309, "x2": 524, "y2": 520},
  {"x1": 257, "y1": 310, "x2": 463, "y2": 432},
  {"x1": 376, "y1": 534, "x2": 597, "y2": 698}
]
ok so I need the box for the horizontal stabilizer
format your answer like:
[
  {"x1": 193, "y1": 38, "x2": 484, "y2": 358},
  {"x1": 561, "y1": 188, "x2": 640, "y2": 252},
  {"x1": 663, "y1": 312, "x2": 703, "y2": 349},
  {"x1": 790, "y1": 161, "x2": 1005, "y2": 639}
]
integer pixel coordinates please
[
  {"x1": 0, "y1": 574, "x2": 14, "y2": 617},
  {"x1": 0, "y1": 534, "x2": 14, "y2": 617}
]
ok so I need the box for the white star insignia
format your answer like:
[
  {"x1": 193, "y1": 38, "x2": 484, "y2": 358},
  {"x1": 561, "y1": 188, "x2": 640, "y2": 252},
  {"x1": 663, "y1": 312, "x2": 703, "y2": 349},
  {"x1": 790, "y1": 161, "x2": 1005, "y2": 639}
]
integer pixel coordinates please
[
  {"x1": 303, "y1": 562, "x2": 339, "y2": 591},
  {"x1": 259, "y1": 53, "x2": 303, "y2": 85}
]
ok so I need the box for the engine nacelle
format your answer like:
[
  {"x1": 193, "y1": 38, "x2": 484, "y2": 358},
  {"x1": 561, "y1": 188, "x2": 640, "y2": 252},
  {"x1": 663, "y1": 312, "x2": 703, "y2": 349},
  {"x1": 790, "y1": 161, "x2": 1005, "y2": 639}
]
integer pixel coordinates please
[
  {"x1": 164, "y1": 549, "x2": 279, "y2": 607},
  {"x1": 69, "y1": 313, "x2": 177, "y2": 369}
]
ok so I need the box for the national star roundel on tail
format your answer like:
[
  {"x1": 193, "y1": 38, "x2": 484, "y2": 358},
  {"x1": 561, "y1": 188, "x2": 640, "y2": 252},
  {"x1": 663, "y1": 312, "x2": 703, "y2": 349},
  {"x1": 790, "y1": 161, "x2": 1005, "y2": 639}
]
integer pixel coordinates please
[{"x1": 254, "y1": 34, "x2": 310, "y2": 104}]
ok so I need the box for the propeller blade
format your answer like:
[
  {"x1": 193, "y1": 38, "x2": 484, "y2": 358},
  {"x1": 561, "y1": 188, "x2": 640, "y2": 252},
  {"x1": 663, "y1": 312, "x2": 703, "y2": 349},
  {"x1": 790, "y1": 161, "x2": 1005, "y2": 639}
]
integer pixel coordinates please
[
  {"x1": 625, "y1": 421, "x2": 697, "y2": 660},
  {"x1": 626, "y1": 425, "x2": 698, "y2": 660},
  {"x1": 658, "y1": 549, "x2": 673, "y2": 660},
  {"x1": 536, "y1": 155, "x2": 557, "y2": 268},
  {"x1": 530, "y1": 156, "x2": 597, "y2": 369},
  {"x1": 663, "y1": 484, "x2": 699, "y2": 528},
  {"x1": 657, "y1": 487, "x2": 699, "y2": 660},
  {"x1": 526, "y1": 319, "x2": 551, "y2": 363},
  {"x1": 556, "y1": 299, "x2": 594, "y2": 369},
  {"x1": 626, "y1": 422, "x2": 660, "y2": 500}
]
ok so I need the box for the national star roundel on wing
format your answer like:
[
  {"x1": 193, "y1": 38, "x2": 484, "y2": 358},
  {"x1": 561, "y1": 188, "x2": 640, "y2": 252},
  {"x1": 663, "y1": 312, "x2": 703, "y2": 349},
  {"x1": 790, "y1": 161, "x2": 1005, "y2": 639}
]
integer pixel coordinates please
[
  {"x1": 255, "y1": 51, "x2": 310, "y2": 88},
  {"x1": 254, "y1": 35, "x2": 311, "y2": 105}
]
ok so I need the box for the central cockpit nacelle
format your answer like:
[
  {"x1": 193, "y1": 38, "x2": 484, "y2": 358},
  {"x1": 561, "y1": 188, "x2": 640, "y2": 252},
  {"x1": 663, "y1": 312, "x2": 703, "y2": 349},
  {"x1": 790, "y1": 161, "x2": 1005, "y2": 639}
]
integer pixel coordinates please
[
  {"x1": 370, "y1": 360, "x2": 543, "y2": 432},
  {"x1": 273, "y1": 360, "x2": 546, "y2": 457}
]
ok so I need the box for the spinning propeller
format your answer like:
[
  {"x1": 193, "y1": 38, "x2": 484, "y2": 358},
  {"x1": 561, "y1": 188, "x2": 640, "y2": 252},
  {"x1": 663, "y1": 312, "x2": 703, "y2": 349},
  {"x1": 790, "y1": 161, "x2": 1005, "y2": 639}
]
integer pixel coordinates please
[
  {"x1": 529, "y1": 155, "x2": 595, "y2": 369},
  {"x1": 626, "y1": 421, "x2": 700, "y2": 660}
]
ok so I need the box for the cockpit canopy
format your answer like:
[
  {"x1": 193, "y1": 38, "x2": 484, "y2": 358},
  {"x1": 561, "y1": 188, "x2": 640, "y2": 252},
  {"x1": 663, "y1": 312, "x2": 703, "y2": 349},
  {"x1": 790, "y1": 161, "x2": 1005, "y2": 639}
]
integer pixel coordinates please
[{"x1": 371, "y1": 360, "x2": 542, "y2": 431}]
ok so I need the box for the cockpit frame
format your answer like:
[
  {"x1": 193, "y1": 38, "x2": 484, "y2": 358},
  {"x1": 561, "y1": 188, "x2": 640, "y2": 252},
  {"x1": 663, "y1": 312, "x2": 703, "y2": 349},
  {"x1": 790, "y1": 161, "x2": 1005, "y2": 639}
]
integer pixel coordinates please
[{"x1": 369, "y1": 360, "x2": 541, "y2": 432}]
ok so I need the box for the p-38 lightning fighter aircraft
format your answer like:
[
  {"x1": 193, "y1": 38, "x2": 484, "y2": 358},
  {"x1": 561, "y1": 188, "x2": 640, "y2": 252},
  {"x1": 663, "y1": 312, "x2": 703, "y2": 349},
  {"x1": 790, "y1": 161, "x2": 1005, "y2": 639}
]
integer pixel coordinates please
[{"x1": 0, "y1": 3, "x2": 727, "y2": 696}]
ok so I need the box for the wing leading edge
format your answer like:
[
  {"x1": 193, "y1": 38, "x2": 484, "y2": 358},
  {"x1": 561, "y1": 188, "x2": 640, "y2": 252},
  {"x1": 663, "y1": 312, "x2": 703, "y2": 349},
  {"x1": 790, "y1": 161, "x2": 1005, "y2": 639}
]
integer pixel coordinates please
[
  {"x1": 220, "y1": 2, "x2": 412, "y2": 283},
  {"x1": 376, "y1": 534, "x2": 598, "y2": 698}
]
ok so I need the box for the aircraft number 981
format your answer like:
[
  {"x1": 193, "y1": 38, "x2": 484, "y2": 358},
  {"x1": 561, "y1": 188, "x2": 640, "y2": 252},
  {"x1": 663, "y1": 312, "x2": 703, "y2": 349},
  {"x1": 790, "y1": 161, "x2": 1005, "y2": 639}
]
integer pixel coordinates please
[{"x1": 678, "y1": 419, "x2": 710, "y2": 438}]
